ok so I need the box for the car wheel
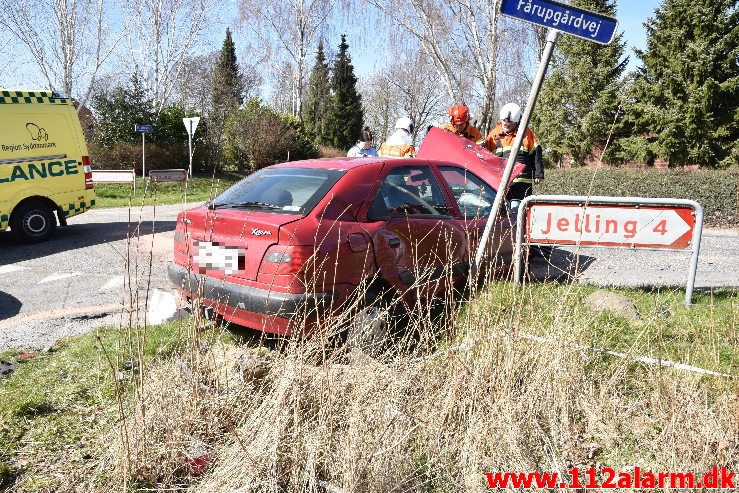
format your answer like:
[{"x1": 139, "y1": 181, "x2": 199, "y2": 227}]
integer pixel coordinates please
[
  {"x1": 346, "y1": 294, "x2": 395, "y2": 360},
  {"x1": 10, "y1": 201, "x2": 57, "y2": 243}
]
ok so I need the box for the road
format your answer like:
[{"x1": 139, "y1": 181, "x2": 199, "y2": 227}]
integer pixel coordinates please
[
  {"x1": 0, "y1": 203, "x2": 191, "y2": 350},
  {"x1": 0, "y1": 204, "x2": 737, "y2": 351}
]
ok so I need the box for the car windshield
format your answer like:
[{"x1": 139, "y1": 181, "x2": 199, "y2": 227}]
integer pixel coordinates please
[{"x1": 209, "y1": 167, "x2": 345, "y2": 214}]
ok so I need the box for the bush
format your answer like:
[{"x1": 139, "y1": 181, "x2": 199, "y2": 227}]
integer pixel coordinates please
[
  {"x1": 536, "y1": 168, "x2": 739, "y2": 227},
  {"x1": 88, "y1": 141, "x2": 212, "y2": 174},
  {"x1": 223, "y1": 99, "x2": 319, "y2": 171}
]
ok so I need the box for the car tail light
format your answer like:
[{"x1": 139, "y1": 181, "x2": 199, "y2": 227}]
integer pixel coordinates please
[
  {"x1": 263, "y1": 245, "x2": 315, "y2": 275},
  {"x1": 82, "y1": 156, "x2": 94, "y2": 189}
]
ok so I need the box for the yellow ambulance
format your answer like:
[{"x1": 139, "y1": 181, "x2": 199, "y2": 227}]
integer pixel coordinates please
[{"x1": 0, "y1": 89, "x2": 95, "y2": 243}]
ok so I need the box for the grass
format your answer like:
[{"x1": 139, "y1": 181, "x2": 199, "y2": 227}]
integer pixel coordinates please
[
  {"x1": 92, "y1": 172, "x2": 244, "y2": 208},
  {"x1": 0, "y1": 281, "x2": 736, "y2": 491}
]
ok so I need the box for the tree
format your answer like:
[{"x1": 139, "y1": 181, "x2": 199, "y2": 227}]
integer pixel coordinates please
[
  {"x1": 212, "y1": 29, "x2": 245, "y2": 112},
  {"x1": 224, "y1": 98, "x2": 319, "y2": 170},
  {"x1": 0, "y1": 0, "x2": 119, "y2": 109},
  {"x1": 367, "y1": 0, "x2": 539, "y2": 132},
  {"x1": 91, "y1": 75, "x2": 154, "y2": 147},
  {"x1": 209, "y1": 29, "x2": 246, "y2": 164},
  {"x1": 239, "y1": 0, "x2": 338, "y2": 119},
  {"x1": 303, "y1": 40, "x2": 333, "y2": 145},
  {"x1": 619, "y1": 0, "x2": 739, "y2": 168},
  {"x1": 327, "y1": 35, "x2": 363, "y2": 150},
  {"x1": 361, "y1": 51, "x2": 448, "y2": 145},
  {"x1": 118, "y1": 0, "x2": 216, "y2": 114},
  {"x1": 532, "y1": 0, "x2": 628, "y2": 167}
]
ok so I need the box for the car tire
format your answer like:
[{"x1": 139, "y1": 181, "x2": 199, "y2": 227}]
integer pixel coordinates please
[
  {"x1": 346, "y1": 294, "x2": 395, "y2": 360},
  {"x1": 10, "y1": 201, "x2": 57, "y2": 243}
]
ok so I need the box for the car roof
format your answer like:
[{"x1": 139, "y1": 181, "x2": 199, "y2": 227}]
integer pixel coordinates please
[{"x1": 269, "y1": 157, "x2": 385, "y2": 171}]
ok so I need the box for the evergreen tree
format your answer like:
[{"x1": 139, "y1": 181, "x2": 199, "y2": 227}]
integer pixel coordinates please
[
  {"x1": 303, "y1": 40, "x2": 332, "y2": 145},
  {"x1": 327, "y1": 35, "x2": 364, "y2": 150},
  {"x1": 210, "y1": 28, "x2": 245, "y2": 163},
  {"x1": 619, "y1": 0, "x2": 739, "y2": 167},
  {"x1": 212, "y1": 28, "x2": 245, "y2": 113},
  {"x1": 91, "y1": 74, "x2": 155, "y2": 147},
  {"x1": 532, "y1": 0, "x2": 628, "y2": 167}
]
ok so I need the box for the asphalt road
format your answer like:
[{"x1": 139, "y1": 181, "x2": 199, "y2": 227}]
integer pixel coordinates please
[
  {"x1": 0, "y1": 203, "x2": 191, "y2": 350},
  {"x1": 0, "y1": 203, "x2": 737, "y2": 351}
]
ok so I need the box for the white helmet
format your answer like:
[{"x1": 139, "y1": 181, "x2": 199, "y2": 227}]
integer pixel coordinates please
[
  {"x1": 395, "y1": 117, "x2": 414, "y2": 134},
  {"x1": 499, "y1": 103, "x2": 522, "y2": 123}
]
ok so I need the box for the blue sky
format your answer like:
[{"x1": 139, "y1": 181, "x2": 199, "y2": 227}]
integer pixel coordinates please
[
  {"x1": 617, "y1": 0, "x2": 661, "y2": 68},
  {"x1": 0, "y1": 0, "x2": 663, "y2": 92}
]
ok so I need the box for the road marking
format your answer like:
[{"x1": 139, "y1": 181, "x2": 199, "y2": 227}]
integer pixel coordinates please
[
  {"x1": 0, "y1": 265, "x2": 25, "y2": 274},
  {"x1": 99, "y1": 275, "x2": 125, "y2": 292},
  {"x1": 0, "y1": 303, "x2": 127, "y2": 330},
  {"x1": 38, "y1": 272, "x2": 82, "y2": 284}
]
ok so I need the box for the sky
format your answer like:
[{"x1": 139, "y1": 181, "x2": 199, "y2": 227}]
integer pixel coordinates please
[
  {"x1": 616, "y1": 0, "x2": 661, "y2": 70},
  {"x1": 0, "y1": 0, "x2": 662, "y2": 92}
]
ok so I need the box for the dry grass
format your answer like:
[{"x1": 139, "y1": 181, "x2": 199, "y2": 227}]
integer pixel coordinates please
[{"x1": 46, "y1": 278, "x2": 738, "y2": 492}]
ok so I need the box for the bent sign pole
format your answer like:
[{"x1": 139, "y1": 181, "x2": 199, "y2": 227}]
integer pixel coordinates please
[
  {"x1": 514, "y1": 196, "x2": 704, "y2": 306},
  {"x1": 471, "y1": 0, "x2": 619, "y2": 281}
]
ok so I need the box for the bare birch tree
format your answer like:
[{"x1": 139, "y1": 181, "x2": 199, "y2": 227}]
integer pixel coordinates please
[
  {"x1": 117, "y1": 0, "x2": 216, "y2": 114},
  {"x1": 239, "y1": 0, "x2": 338, "y2": 118},
  {"x1": 0, "y1": 0, "x2": 119, "y2": 110},
  {"x1": 361, "y1": 52, "x2": 447, "y2": 145},
  {"x1": 367, "y1": 0, "x2": 505, "y2": 131}
]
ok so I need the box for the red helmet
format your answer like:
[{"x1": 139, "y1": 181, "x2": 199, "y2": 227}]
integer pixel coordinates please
[{"x1": 449, "y1": 104, "x2": 470, "y2": 125}]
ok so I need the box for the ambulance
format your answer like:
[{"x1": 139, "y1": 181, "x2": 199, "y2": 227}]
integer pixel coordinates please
[{"x1": 0, "y1": 89, "x2": 95, "y2": 243}]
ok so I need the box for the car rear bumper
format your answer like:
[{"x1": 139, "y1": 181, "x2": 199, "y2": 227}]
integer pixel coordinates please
[{"x1": 167, "y1": 263, "x2": 336, "y2": 322}]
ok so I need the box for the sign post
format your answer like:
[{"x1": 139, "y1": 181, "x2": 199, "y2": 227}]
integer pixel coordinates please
[
  {"x1": 135, "y1": 124, "x2": 153, "y2": 182},
  {"x1": 514, "y1": 196, "x2": 704, "y2": 305},
  {"x1": 471, "y1": 0, "x2": 619, "y2": 282},
  {"x1": 183, "y1": 117, "x2": 200, "y2": 179}
]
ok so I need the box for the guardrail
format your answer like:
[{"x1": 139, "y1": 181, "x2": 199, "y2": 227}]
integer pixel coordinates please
[{"x1": 91, "y1": 169, "x2": 136, "y2": 196}]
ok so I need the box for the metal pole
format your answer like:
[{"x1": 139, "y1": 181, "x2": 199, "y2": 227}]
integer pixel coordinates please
[
  {"x1": 471, "y1": 28, "x2": 561, "y2": 281},
  {"x1": 188, "y1": 121, "x2": 193, "y2": 179},
  {"x1": 142, "y1": 132, "x2": 146, "y2": 183},
  {"x1": 685, "y1": 203, "x2": 704, "y2": 306}
]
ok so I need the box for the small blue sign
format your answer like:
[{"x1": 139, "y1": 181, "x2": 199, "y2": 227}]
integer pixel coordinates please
[
  {"x1": 135, "y1": 124, "x2": 153, "y2": 133},
  {"x1": 500, "y1": 0, "x2": 618, "y2": 45}
]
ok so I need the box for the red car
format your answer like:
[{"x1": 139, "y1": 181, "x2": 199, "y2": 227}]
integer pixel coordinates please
[{"x1": 168, "y1": 128, "x2": 524, "y2": 340}]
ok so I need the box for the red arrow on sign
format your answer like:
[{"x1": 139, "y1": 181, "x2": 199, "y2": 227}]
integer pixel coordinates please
[{"x1": 526, "y1": 204, "x2": 696, "y2": 249}]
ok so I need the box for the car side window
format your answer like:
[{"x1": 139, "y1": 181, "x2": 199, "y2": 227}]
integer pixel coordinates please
[
  {"x1": 438, "y1": 166, "x2": 497, "y2": 219},
  {"x1": 371, "y1": 166, "x2": 447, "y2": 218}
]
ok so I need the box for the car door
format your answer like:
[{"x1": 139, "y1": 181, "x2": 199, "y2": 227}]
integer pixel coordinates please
[
  {"x1": 437, "y1": 165, "x2": 517, "y2": 270},
  {"x1": 367, "y1": 165, "x2": 467, "y2": 302}
]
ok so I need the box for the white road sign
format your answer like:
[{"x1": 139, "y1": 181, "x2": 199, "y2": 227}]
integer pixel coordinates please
[{"x1": 526, "y1": 204, "x2": 696, "y2": 249}]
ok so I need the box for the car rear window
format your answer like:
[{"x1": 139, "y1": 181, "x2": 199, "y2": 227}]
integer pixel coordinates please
[{"x1": 209, "y1": 167, "x2": 345, "y2": 214}]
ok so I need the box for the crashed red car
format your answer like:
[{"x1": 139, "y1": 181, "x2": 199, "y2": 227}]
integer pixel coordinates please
[{"x1": 167, "y1": 128, "x2": 524, "y2": 336}]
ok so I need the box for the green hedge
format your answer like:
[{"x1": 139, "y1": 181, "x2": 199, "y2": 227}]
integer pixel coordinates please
[{"x1": 535, "y1": 168, "x2": 738, "y2": 227}]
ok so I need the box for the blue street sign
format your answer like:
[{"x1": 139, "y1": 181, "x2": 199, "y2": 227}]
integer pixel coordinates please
[
  {"x1": 500, "y1": 0, "x2": 618, "y2": 44},
  {"x1": 135, "y1": 124, "x2": 153, "y2": 133}
]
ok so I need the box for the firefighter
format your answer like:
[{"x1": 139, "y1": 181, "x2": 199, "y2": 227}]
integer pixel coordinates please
[
  {"x1": 378, "y1": 117, "x2": 416, "y2": 158},
  {"x1": 485, "y1": 102, "x2": 544, "y2": 201},
  {"x1": 486, "y1": 102, "x2": 550, "y2": 258},
  {"x1": 440, "y1": 104, "x2": 484, "y2": 144}
]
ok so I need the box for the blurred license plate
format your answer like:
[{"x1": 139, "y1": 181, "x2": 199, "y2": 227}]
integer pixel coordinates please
[{"x1": 194, "y1": 241, "x2": 245, "y2": 274}]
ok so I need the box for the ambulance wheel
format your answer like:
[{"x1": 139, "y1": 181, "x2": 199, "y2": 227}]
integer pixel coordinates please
[{"x1": 10, "y1": 201, "x2": 57, "y2": 243}]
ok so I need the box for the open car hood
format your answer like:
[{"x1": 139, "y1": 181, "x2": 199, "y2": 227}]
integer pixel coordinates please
[{"x1": 416, "y1": 127, "x2": 526, "y2": 190}]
